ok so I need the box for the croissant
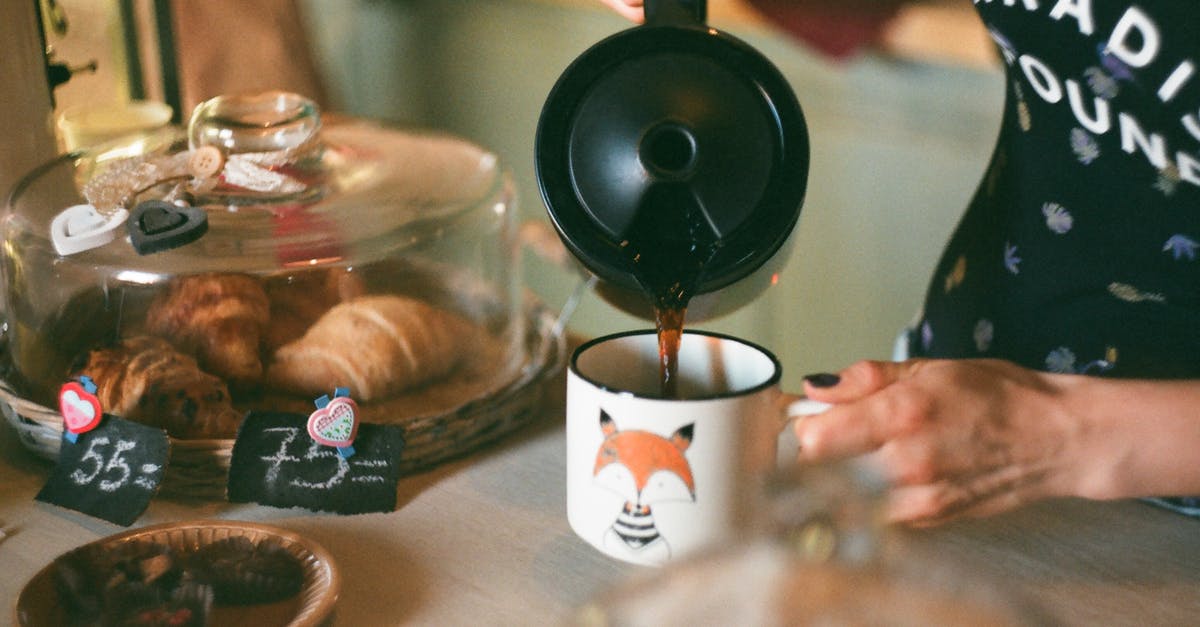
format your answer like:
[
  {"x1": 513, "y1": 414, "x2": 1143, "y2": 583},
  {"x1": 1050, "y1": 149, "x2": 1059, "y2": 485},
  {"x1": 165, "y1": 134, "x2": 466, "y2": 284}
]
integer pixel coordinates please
[
  {"x1": 144, "y1": 273, "x2": 270, "y2": 389},
  {"x1": 263, "y1": 269, "x2": 365, "y2": 353},
  {"x1": 266, "y1": 295, "x2": 475, "y2": 401},
  {"x1": 73, "y1": 336, "x2": 243, "y2": 439}
]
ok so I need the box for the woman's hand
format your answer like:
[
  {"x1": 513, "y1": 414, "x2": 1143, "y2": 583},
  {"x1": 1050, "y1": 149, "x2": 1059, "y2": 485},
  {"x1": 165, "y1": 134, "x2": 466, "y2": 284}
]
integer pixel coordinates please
[
  {"x1": 796, "y1": 359, "x2": 1101, "y2": 526},
  {"x1": 598, "y1": 0, "x2": 645, "y2": 22}
]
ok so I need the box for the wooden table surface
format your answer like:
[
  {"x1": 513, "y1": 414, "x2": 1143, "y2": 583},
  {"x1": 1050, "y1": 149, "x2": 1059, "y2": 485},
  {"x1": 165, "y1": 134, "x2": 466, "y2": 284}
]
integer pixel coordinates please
[{"x1": 2, "y1": 384, "x2": 1198, "y2": 626}]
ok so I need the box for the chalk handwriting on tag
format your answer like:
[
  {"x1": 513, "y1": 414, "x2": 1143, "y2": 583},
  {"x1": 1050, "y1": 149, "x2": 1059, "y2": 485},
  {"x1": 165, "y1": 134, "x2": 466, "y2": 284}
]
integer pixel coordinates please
[
  {"x1": 36, "y1": 415, "x2": 169, "y2": 526},
  {"x1": 227, "y1": 412, "x2": 404, "y2": 515}
]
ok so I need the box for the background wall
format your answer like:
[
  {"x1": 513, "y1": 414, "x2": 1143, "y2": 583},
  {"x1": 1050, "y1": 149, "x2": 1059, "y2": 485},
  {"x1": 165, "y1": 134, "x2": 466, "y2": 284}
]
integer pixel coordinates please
[{"x1": 305, "y1": 0, "x2": 1008, "y2": 388}]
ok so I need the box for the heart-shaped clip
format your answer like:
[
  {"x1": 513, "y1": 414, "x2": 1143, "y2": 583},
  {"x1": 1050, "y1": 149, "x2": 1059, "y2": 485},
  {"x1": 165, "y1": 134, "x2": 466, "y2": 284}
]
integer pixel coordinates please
[
  {"x1": 50, "y1": 204, "x2": 130, "y2": 256},
  {"x1": 128, "y1": 200, "x2": 208, "y2": 255},
  {"x1": 307, "y1": 386, "x2": 359, "y2": 458},
  {"x1": 59, "y1": 376, "x2": 103, "y2": 443}
]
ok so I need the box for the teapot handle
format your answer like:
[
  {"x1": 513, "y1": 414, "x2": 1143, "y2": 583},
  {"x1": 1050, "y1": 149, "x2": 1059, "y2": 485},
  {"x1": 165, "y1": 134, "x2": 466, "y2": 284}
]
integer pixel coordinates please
[{"x1": 644, "y1": 0, "x2": 706, "y2": 26}]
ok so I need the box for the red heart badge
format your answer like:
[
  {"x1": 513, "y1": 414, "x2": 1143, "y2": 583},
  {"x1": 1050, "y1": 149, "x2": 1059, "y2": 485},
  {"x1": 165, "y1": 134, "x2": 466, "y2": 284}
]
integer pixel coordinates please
[{"x1": 59, "y1": 380, "x2": 103, "y2": 435}]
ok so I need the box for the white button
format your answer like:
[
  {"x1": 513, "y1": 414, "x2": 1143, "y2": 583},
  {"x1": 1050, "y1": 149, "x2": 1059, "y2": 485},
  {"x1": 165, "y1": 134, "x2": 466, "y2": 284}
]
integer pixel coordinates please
[{"x1": 188, "y1": 145, "x2": 226, "y2": 179}]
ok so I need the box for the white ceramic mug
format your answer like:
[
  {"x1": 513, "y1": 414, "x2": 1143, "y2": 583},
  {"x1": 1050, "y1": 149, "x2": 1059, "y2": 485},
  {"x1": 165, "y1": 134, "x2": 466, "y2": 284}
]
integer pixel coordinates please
[{"x1": 566, "y1": 330, "x2": 828, "y2": 566}]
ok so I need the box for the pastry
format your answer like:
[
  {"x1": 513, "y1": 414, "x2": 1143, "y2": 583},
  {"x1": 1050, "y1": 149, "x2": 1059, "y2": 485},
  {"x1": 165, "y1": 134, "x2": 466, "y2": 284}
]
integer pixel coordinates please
[
  {"x1": 144, "y1": 273, "x2": 270, "y2": 389},
  {"x1": 55, "y1": 541, "x2": 213, "y2": 627},
  {"x1": 266, "y1": 294, "x2": 475, "y2": 401},
  {"x1": 187, "y1": 536, "x2": 304, "y2": 605},
  {"x1": 73, "y1": 336, "x2": 243, "y2": 439},
  {"x1": 263, "y1": 269, "x2": 365, "y2": 352}
]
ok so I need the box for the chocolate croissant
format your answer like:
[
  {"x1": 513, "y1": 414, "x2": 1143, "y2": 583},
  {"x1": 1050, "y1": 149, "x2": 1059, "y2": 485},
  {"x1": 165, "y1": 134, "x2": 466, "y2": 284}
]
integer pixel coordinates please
[
  {"x1": 144, "y1": 273, "x2": 270, "y2": 389},
  {"x1": 73, "y1": 336, "x2": 243, "y2": 439},
  {"x1": 265, "y1": 295, "x2": 475, "y2": 401}
]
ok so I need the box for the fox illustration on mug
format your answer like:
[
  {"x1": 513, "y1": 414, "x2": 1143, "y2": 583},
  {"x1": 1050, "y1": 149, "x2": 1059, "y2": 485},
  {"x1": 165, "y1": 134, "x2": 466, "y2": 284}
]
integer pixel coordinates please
[{"x1": 593, "y1": 409, "x2": 697, "y2": 562}]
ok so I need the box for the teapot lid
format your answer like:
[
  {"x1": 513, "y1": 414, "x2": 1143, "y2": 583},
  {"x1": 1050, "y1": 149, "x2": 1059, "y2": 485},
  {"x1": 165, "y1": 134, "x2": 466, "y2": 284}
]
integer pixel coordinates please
[
  {"x1": 7, "y1": 91, "x2": 505, "y2": 278},
  {"x1": 535, "y1": 0, "x2": 808, "y2": 299}
]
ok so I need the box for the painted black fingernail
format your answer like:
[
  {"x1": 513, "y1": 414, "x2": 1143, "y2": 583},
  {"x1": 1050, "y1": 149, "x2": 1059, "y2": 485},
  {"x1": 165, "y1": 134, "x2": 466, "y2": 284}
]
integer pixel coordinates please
[{"x1": 804, "y1": 373, "x2": 841, "y2": 388}]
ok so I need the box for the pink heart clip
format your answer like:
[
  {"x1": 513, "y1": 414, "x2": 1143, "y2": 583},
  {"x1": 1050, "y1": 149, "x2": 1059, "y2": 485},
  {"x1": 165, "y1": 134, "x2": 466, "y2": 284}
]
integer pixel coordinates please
[{"x1": 307, "y1": 388, "x2": 359, "y2": 458}]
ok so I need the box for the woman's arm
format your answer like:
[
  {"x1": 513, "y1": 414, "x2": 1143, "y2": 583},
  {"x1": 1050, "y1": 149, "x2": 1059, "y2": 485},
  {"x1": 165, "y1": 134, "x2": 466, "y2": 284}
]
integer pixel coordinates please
[{"x1": 798, "y1": 359, "x2": 1200, "y2": 525}]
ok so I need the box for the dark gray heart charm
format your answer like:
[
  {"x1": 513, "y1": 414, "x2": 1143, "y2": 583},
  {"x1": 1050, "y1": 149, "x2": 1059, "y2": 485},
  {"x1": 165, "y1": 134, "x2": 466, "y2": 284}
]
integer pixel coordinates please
[{"x1": 128, "y1": 200, "x2": 208, "y2": 255}]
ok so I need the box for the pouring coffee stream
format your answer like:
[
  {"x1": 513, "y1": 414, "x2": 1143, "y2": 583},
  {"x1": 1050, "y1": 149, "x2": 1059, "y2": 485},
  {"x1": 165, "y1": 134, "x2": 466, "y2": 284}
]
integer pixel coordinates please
[
  {"x1": 624, "y1": 181, "x2": 722, "y2": 397},
  {"x1": 536, "y1": 0, "x2": 809, "y2": 396}
]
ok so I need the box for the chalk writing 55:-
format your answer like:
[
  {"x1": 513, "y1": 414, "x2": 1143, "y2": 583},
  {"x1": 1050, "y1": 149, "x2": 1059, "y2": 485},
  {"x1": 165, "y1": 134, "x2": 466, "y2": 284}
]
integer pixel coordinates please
[
  {"x1": 70, "y1": 436, "x2": 161, "y2": 492},
  {"x1": 36, "y1": 415, "x2": 170, "y2": 526}
]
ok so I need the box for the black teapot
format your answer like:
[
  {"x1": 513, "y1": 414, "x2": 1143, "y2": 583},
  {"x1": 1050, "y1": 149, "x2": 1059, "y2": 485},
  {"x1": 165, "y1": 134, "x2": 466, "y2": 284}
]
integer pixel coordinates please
[{"x1": 536, "y1": 0, "x2": 809, "y2": 320}]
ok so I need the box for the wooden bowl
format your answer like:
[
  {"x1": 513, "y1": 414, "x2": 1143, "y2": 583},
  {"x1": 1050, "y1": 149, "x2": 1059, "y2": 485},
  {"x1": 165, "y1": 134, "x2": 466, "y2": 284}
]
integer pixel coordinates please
[{"x1": 14, "y1": 520, "x2": 339, "y2": 626}]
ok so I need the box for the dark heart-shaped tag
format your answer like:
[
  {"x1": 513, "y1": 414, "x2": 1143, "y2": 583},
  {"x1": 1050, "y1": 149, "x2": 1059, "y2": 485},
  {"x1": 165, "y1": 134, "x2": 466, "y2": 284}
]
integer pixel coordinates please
[
  {"x1": 128, "y1": 200, "x2": 208, "y2": 255},
  {"x1": 140, "y1": 205, "x2": 185, "y2": 234}
]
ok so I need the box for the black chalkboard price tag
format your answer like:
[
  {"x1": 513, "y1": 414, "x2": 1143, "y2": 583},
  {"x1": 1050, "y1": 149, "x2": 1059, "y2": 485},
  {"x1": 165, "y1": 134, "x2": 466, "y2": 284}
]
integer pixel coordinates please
[
  {"x1": 227, "y1": 412, "x2": 405, "y2": 515},
  {"x1": 36, "y1": 415, "x2": 170, "y2": 526}
]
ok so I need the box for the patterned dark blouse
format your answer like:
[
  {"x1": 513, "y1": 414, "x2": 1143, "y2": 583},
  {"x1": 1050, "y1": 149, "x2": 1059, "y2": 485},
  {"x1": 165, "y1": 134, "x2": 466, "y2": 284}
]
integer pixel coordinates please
[{"x1": 909, "y1": 1, "x2": 1200, "y2": 514}]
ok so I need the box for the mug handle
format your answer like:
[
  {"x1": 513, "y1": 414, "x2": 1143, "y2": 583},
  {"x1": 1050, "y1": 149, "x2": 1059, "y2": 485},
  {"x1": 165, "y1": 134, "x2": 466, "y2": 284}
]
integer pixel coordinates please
[{"x1": 777, "y1": 393, "x2": 831, "y2": 430}]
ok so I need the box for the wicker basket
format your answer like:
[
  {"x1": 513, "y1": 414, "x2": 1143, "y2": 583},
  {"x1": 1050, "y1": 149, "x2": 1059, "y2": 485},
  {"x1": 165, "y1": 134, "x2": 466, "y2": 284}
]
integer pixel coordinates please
[{"x1": 1, "y1": 304, "x2": 564, "y2": 500}]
